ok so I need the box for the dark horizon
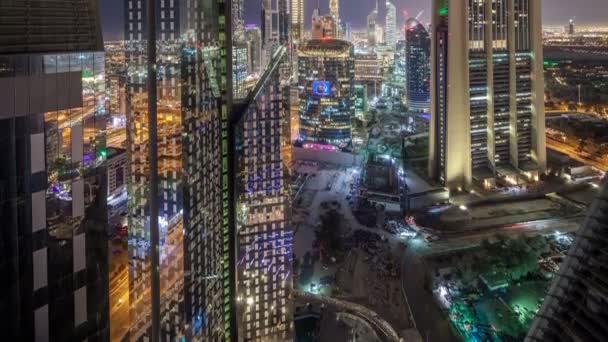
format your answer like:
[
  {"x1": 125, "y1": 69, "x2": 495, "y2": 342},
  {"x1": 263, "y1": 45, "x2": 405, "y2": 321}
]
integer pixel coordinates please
[{"x1": 101, "y1": 0, "x2": 608, "y2": 41}]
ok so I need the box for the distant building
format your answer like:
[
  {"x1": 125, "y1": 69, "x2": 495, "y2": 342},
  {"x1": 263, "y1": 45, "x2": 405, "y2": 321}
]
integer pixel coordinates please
[
  {"x1": 312, "y1": 15, "x2": 337, "y2": 39},
  {"x1": 246, "y1": 25, "x2": 263, "y2": 74},
  {"x1": 385, "y1": 1, "x2": 397, "y2": 48},
  {"x1": 107, "y1": 148, "x2": 128, "y2": 197},
  {"x1": 298, "y1": 39, "x2": 355, "y2": 146},
  {"x1": 291, "y1": 0, "x2": 304, "y2": 44},
  {"x1": 429, "y1": 0, "x2": 546, "y2": 190},
  {"x1": 355, "y1": 54, "x2": 383, "y2": 97},
  {"x1": 405, "y1": 18, "x2": 430, "y2": 112},
  {"x1": 233, "y1": 42, "x2": 249, "y2": 99},
  {"x1": 367, "y1": 6, "x2": 378, "y2": 47},
  {"x1": 567, "y1": 18, "x2": 575, "y2": 35},
  {"x1": 261, "y1": 0, "x2": 289, "y2": 67}
]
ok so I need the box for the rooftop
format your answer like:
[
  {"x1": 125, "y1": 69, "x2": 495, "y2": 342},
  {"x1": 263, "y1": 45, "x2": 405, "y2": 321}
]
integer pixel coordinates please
[{"x1": 299, "y1": 39, "x2": 353, "y2": 58}]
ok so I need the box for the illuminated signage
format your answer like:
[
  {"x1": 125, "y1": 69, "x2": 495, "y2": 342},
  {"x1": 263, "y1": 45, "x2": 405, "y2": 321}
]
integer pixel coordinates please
[{"x1": 312, "y1": 81, "x2": 331, "y2": 96}]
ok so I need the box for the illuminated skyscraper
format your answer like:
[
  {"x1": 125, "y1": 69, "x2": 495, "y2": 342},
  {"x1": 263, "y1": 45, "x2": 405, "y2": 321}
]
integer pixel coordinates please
[
  {"x1": 234, "y1": 46, "x2": 293, "y2": 342},
  {"x1": 0, "y1": 1, "x2": 108, "y2": 341},
  {"x1": 261, "y1": 0, "x2": 290, "y2": 68},
  {"x1": 367, "y1": 6, "x2": 378, "y2": 47},
  {"x1": 246, "y1": 25, "x2": 263, "y2": 75},
  {"x1": 329, "y1": 0, "x2": 341, "y2": 36},
  {"x1": 429, "y1": 0, "x2": 546, "y2": 190},
  {"x1": 291, "y1": 0, "x2": 305, "y2": 44},
  {"x1": 298, "y1": 39, "x2": 355, "y2": 147},
  {"x1": 385, "y1": 1, "x2": 397, "y2": 48},
  {"x1": 405, "y1": 18, "x2": 430, "y2": 112},
  {"x1": 124, "y1": 0, "x2": 232, "y2": 340}
]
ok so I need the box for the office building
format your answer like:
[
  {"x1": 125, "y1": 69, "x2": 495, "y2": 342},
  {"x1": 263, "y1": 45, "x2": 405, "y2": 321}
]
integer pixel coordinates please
[
  {"x1": 291, "y1": 0, "x2": 305, "y2": 44},
  {"x1": 261, "y1": 0, "x2": 289, "y2": 68},
  {"x1": 0, "y1": 1, "x2": 108, "y2": 341},
  {"x1": 385, "y1": 1, "x2": 398, "y2": 48},
  {"x1": 367, "y1": 7, "x2": 378, "y2": 47},
  {"x1": 567, "y1": 18, "x2": 575, "y2": 35},
  {"x1": 246, "y1": 25, "x2": 263, "y2": 75},
  {"x1": 429, "y1": 0, "x2": 546, "y2": 190},
  {"x1": 234, "y1": 42, "x2": 249, "y2": 99},
  {"x1": 405, "y1": 18, "x2": 430, "y2": 112},
  {"x1": 234, "y1": 47, "x2": 293, "y2": 342},
  {"x1": 355, "y1": 54, "x2": 383, "y2": 97},
  {"x1": 107, "y1": 147, "x2": 128, "y2": 197},
  {"x1": 330, "y1": 0, "x2": 341, "y2": 36},
  {"x1": 298, "y1": 39, "x2": 355, "y2": 146},
  {"x1": 526, "y1": 180, "x2": 608, "y2": 341},
  {"x1": 312, "y1": 15, "x2": 338, "y2": 40}
]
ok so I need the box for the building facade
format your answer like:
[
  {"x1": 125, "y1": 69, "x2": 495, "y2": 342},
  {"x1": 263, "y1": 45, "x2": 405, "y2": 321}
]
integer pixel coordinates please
[
  {"x1": 405, "y1": 18, "x2": 431, "y2": 112},
  {"x1": 0, "y1": 1, "x2": 108, "y2": 341},
  {"x1": 429, "y1": 0, "x2": 546, "y2": 190},
  {"x1": 525, "y1": 180, "x2": 608, "y2": 341},
  {"x1": 385, "y1": 1, "x2": 398, "y2": 48},
  {"x1": 234, "y1": 47, "x2": 293, "y2": 342},
  {"x1": 291, "y1": 0, "x2": 304, "y2": 45},
  {"x1": 123, "y1": 0, "x2": 233, "y2": 340},
  {"x1": 246, "y1": 26, "x2": 263, "y2": 75},
  {"x1": 298, "y1": 40, "x2": 355, "y2": 147}
]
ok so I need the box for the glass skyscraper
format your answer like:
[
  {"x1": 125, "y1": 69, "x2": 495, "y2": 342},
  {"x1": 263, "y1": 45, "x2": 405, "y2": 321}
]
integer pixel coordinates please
[
  {"x1": 0, "y1": 1, "x2": 108, "y2": 341},
  {"x1": 234, "y1": 46, "x2": 293, "y2": 342},
  {"x1": 405, "y1": 18, "x2": 431, "y2": 112}
]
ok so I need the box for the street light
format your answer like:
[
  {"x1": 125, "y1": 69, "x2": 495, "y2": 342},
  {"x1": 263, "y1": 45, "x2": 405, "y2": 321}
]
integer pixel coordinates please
[{"x1": 459, "y1": 205, "x2": 468, "y2": 211}]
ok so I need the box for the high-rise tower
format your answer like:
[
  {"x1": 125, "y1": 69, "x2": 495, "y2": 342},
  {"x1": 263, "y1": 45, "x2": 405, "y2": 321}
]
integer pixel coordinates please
[
  {"x1": 0, "y1": 1, "x2": 108, "y2": 341},
  {"x1": 385, "y1": 1, "x2": 397, "y2": 48},
  {"x1": 367, "y1": 9, "x2": 378, "y2": 47},
  {"x1": 429, "y1": 0, "x2": 546, "y2": 190},
  {"x1": 405, "y1": 18, "x2": 431, "y2": 112},
  {"x1": 298, "y1": 40, "x2": 355, "y2": 147},
  {"x1": 291, "y1": 0, "x2": 305, "y2": 44},
  {"x1": 124, "y1": 0, "x2": 234, "y2": 340},
  {"x1": 233, "y1": 46, "x2": 294, "y2": 342}
]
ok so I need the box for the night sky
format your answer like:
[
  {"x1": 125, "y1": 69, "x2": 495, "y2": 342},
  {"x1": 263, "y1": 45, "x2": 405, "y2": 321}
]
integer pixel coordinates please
[{"x1": 101, "y1": 0, "x2": 608, "y2": 41}]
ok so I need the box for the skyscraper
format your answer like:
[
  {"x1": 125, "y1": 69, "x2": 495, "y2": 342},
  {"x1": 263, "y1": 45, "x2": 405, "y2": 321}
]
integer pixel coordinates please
[
  {"x1": 405, "y1": 18, "x2": 430, "y2": 112},
  {"x1": 329, "y1": 0, "x2": 341, "y2": 36},
  {"x1": 246, "y1": 25, "x2": 263, "y2": 75},
  {"x1": 291, "y1": 0, "x2": 305, "y2": 44},
  {"x1": 429, "y1": 0, "x2": 546, "y2": 190},
  {"x1": 124, "y1": 0, "x2": 231, "y2": 340},
  {"x1": 234, "y1": 46, "x2": 293, "y2": 342},
  {"x1": 261, "y1": 0, "x2": 289, "y2": 68},
  {"x1": 0, "y1": 1, "x2": 108, "y2": 341},
  {"x1": 367, "y1": 6, "x2": 378, "y2": 47},
  {"x1": 298, "y1": 39, "x2": 355, "y2": 147},
  {"x1": 526, "y1": 180, "x2": 608, "y2": 341},
  {"x1": 385, "y1": 1, "x2": 398, "y2": 48}
]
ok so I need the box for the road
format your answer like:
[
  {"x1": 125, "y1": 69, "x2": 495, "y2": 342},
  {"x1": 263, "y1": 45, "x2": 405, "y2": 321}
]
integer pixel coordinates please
[
  {"x1": 294, "y1": 290, "x2": 401, "y2": 342},
  {"x1": 547, "y1": 137, "x2": 608, "y2": 171}
]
